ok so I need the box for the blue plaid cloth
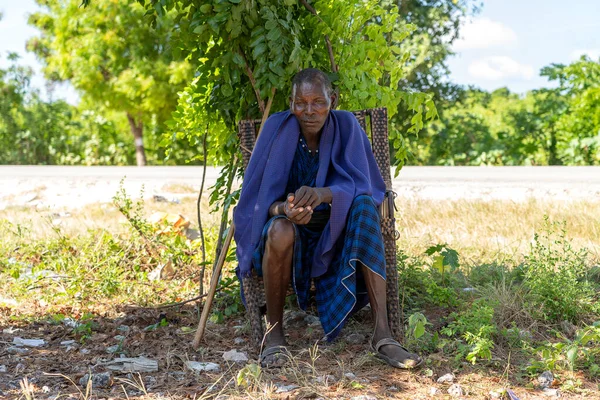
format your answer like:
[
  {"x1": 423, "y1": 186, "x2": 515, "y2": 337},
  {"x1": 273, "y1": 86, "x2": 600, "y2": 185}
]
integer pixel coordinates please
[{"x1": 252, "y1": 136, "x2": 386, "y2": 340}]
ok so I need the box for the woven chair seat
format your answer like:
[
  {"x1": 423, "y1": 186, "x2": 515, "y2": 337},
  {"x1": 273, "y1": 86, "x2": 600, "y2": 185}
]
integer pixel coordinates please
[{"x1": 237, "y1": 108, "x2": 401, "y2": 345}]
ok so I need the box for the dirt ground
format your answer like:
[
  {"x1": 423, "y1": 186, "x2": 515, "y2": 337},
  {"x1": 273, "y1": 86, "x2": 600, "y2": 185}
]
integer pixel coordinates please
[{"x1": 1, "y1": 300, "x2": 598, "y2": 400}]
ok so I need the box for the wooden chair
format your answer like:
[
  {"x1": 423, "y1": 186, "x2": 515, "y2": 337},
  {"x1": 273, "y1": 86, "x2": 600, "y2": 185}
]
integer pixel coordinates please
[{"x1": 238, "y1": 108, "x2": 401, "y2": 346}]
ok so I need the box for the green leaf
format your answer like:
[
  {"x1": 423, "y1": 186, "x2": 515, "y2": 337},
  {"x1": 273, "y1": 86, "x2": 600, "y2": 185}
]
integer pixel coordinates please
[
  {"x1": 432, "y1": 256, "x2": 445, "y2": 274},
  {"x1": 265, "y1": 19, "x2": 278, "y2": 30},
  {"x1": 414, "y1": 321, "x2": 425, "y2": 339},
  {"x1": 220, "y1": 84, "x2": 233, "y2": 97},
  {"x1": 266, "y1": 27, "x2": 281, "y2": 42},
  {"x1": 200, "y1": 4, "x2": 212, "y2": 13},
  {"x1": 566, "y1": 345, "x2": 578, "y2": 369}
]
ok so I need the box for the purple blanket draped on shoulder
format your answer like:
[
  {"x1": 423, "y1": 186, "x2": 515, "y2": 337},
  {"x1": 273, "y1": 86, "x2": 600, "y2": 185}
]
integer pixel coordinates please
[{"x1": 233, "y1": 110, "x2": 386, "y2": 279}]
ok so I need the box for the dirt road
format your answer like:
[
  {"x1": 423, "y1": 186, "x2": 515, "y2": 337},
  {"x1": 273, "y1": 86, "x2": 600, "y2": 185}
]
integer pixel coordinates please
[{"x1": 1, "y1": 165, "x2": 599, "y2": 210}]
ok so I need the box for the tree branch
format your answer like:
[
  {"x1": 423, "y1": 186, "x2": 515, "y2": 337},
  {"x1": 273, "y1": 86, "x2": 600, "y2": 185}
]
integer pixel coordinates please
[
  {"x1": 299, "y1": 0, "x2": 338, "y2": 72},
  {"x1": 258, "y1": 87, "x2": 277, "y2": 137},
  {"x1": 197, "y1": 123, "x2": 208, "y2": 296},
  {"x1": 238, "y1": 46, "x2": 265, "y2": 114}
]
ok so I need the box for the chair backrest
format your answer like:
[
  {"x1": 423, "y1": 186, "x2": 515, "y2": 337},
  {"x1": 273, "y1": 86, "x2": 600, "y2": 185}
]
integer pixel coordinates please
[{"x1": 238, "y1": 108, "x2": 392, "y2": 189}]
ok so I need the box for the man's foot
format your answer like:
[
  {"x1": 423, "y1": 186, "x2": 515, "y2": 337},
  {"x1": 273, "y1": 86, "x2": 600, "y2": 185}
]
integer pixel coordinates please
[
  {"x1": 370, "y1": 337, "x2": 423, "y2": 369},
  {"x1": 259, "y1": 345, "x2": 290, "y2": 368}
]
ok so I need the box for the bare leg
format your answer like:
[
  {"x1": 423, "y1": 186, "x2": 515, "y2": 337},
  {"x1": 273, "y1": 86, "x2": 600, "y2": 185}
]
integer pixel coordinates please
[
  {"x1": 360, "y1": 262, "x2": 421, "y2": 367},
  {"x1": 261, "y1": 218, "x2": 294, "y2": 366}
]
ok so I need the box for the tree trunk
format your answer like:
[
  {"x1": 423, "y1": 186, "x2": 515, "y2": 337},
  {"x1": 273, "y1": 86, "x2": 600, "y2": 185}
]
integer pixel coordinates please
[
  {"x1": 127, "y1": 113, "x2": 146, "y2": 166},
  {"x1": 548, "y1": 127, "x2": 561, "y2": 165}
]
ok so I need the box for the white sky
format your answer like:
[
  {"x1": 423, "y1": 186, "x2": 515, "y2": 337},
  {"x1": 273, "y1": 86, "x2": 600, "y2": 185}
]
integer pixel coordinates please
[{"x1": 1, "y1": 0, "x2": 599, "y2": 103}]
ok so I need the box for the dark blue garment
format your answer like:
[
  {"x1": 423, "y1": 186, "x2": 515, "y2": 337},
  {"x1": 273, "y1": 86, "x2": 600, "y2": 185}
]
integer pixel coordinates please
[
  {"x1": 252, "y1": 138, "x2": 386, "y2": 340},
  {"x1": 233, "y1": 110, "x2": 386, "y2": 280}
]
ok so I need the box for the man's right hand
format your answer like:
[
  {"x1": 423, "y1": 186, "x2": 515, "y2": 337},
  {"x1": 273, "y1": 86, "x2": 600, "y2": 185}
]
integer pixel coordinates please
[{"x1": 284, "y1": 193, "x2": 313, "y2": 225}]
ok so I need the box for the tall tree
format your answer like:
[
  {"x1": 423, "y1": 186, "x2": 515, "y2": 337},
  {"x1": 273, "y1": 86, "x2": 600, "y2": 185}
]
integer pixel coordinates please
[
  {"x1": 28, "y1": 0, "x2": 193, "y2": 166},
  {"x1": 130, "y1": 0, "x2": 437, "y2": 172}
]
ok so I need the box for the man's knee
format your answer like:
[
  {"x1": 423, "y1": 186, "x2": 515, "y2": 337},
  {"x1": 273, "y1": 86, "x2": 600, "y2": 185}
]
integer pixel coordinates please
[
  {"x1": 352, "y1": 194, "x2": 376, "y2": 209},
  {"x1": 266, "y1": 218, "x2": 295, "y2": 252}
]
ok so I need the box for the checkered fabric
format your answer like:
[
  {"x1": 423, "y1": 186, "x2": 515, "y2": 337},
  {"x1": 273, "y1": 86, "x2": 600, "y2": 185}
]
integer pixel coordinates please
[{"x1": 252, "y1": 137, "x2": 386, "y2": 340}]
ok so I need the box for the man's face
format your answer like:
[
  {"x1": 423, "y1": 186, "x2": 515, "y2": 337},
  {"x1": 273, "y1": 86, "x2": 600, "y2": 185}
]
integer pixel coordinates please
[{"x1": 290, "y1": 81, "x2": 335, "y2": 136}]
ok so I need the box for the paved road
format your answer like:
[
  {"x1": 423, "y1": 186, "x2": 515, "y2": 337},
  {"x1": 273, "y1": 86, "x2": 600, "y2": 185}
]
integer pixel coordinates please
[{"x1": 1, "y1": 166, "x2": 599, "y2": 209}]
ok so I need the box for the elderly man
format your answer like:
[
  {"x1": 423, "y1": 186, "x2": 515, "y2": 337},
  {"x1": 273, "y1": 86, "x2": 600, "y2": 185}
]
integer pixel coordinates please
[{"x1": 234, "y1": 68, "x2": 422, "y2": 368}]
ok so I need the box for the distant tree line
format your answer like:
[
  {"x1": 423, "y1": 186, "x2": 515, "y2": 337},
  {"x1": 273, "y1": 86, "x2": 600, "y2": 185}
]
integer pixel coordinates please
[
  {"x1": 0, "y1": 1, "x2": 598, "y2": 166},
  {"x1": 411, "y1": 57, "x2": 600, "y2": 165}
]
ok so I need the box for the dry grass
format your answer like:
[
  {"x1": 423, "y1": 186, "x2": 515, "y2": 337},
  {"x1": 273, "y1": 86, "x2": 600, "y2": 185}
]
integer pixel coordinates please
[
  {"x1": 396, "y1": 198, "x2": 600, "y2": 264},
  {"x1": 2, "y1": 196, "x2": 599, "y2": 263}
]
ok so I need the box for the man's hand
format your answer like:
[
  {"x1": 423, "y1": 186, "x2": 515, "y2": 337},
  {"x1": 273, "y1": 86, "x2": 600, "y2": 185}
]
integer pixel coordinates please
[
  {"x1": 293, "y1": 186, "x2": 332, "y2": 209},
  {"x1": 284, "y1": 193, "x2": 313, "y2": 225}
]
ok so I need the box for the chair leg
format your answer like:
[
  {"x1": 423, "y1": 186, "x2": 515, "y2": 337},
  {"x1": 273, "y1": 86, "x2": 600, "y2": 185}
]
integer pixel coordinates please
[
  {"x1": 385, "y1": 244, "x2": 402, "y2": 340},
  {"x1": 242, "y1": 275, "x2": 264, "y2": 347}
]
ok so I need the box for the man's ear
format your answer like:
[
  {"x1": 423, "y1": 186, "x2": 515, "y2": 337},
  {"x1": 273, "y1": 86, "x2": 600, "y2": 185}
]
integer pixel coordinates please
[{"x1": 330, "y1": 89, "x2": 339, "y2": 110}]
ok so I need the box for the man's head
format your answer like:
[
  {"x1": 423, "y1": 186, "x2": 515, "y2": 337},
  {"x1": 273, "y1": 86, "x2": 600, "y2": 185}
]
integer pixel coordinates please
[{"x1": 290, "y1": 68, "x2": 337, "y2": 136}]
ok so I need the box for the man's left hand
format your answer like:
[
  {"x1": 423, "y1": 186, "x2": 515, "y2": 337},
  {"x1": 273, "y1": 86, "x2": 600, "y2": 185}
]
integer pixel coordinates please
[{"x1": 293, "y1": 186, "x2": 332, "y2": 209}]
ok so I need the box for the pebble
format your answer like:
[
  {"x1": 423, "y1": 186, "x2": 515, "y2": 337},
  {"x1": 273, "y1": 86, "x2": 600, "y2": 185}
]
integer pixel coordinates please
[
  {"x1": 447, "y1": 384, "x2": 464, "y2": 397},
  {"x1": 234, "y1": 337, "x2": 246, "y2": 345},
  {"x1": 7, "y1": 346, "x2": 29, "y2": 354},
  {"x1": 80, "y1": 349, "x2": 91, "y2": 354},
  {"x1": 304, "y1": 314, "x2": 321, "y2": 326},
  {"x1": 79, "y1": 372, "x2": 112, "y2": 388},
  {"x1": 13, "y1": 337, "x2": 45, "y2": 347},
  {"x1": 114, "y1": 335, "x2": 126, "y2": 341},
  {"x1": 62, "y1": 318, "x2": 81, "y2": 329},
  {"x1": 42, "y1": 386, "x2": 50, "y2": 393},
  {"x1": 315, "y1": 374, "x2": 337, "y2": 384},
  {"x1": 117, "y1": 325, "x2": 130, "y2": 333},
  {"x1": 0, "y1": 365, "x2": 7, "y2": 373},
  {"x1": 106, "y1": 345, "x2": 120, "y2": 354},
  {"x1": 437, "y1": 373, "x2": 455, "y2": 384},
  {"x1": 429, "y1": 387, "x2": 442, "y2": 396},
  {"x1": 345, "y1": 333, "x2": 365, "y2": 345},
  {"x1": 275, "y1": 383, "x2": 299, "y2": 393},
  {"x1": 222, "y1": 349, "x2": 249, "y2": 363},
  {"x1": 344, "y1": 372, "x2": 357, "y2": 380},
  {"x1": 185, "y1": 361, "x2": 221, "y2": 372},
  {"x1": 60, "y1": 340, "x2": 76, "y2": 346},
  {"x1": 350, "y1": 396, "x2": 377, "y2": 400},
  {"x1": 538, "y1": 371, "x2": 554, "y2": 389},
  {"x1": 542, "y1": 388, "x2": 560, "y2": 397}
]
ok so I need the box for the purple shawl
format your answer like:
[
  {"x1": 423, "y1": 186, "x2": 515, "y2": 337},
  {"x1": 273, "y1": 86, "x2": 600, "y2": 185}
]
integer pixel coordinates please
[{"x1": 233, "y1": 110, "x2": 386, "y2": 278}]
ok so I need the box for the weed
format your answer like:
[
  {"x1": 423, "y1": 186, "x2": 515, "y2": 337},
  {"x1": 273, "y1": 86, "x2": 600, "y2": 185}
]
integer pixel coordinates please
[
  {"x1": 524, "y1": 217, "x2": 597, "y2": 323},
  {"x1": 441, "y1": 299, "x2": 497, "y2": 364},
  {"x1": 527, "y1": 321, "x2": 600, "y2": 376}
]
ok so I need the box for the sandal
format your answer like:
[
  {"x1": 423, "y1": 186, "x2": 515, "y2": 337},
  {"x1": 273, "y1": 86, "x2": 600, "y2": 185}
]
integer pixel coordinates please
[
  {"x1": 370, "y1": 338, "x2": 423, "y2": 369},
  {"x1": 259, "y1": 345, "x2": 291, "y2": 368}
]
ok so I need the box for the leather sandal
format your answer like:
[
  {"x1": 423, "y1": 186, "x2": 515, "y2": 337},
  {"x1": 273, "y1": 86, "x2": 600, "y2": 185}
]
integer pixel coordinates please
[
  {"x1": 370, "y1": 338, "x2": 423, "y2": 369},
  {"x1": 259, "y1": 345, "x2": 291, "y2": 368}
]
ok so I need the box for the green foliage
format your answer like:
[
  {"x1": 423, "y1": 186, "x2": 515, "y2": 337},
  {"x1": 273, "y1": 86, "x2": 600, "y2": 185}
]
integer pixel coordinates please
[
  {"x1": 523, "y1": 217, "x2": 597, "y2": 323},
  {"x1": 411, "y1": 57, "x2": 600, "y2": 166},
  {"x1": 0, "y1": 53, "x2": 133, "y2": 165},
  {"x1": 138, "y1": 0, "x2": 438, "y2": 173},
  {"x1": 28, "y1": 0, "x2": 194, "y2": 165},
  {"x1": 527, "y1": 322, "x2": 600, "y2": 376},
  {"x1": 441, "y1": 299, "x2": 497, "y2": 364}
]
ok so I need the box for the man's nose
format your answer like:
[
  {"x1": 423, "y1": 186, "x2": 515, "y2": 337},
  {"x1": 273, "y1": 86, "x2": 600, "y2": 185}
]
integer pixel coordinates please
[{"x1": 306, "y1": 103, "x2": 315, "y2": 114}]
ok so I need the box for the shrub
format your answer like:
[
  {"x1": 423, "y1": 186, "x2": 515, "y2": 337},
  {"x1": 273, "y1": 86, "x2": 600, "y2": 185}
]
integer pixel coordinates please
[{"x1": 523, "y1": 218, "x2": 597, "y2": 323}]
